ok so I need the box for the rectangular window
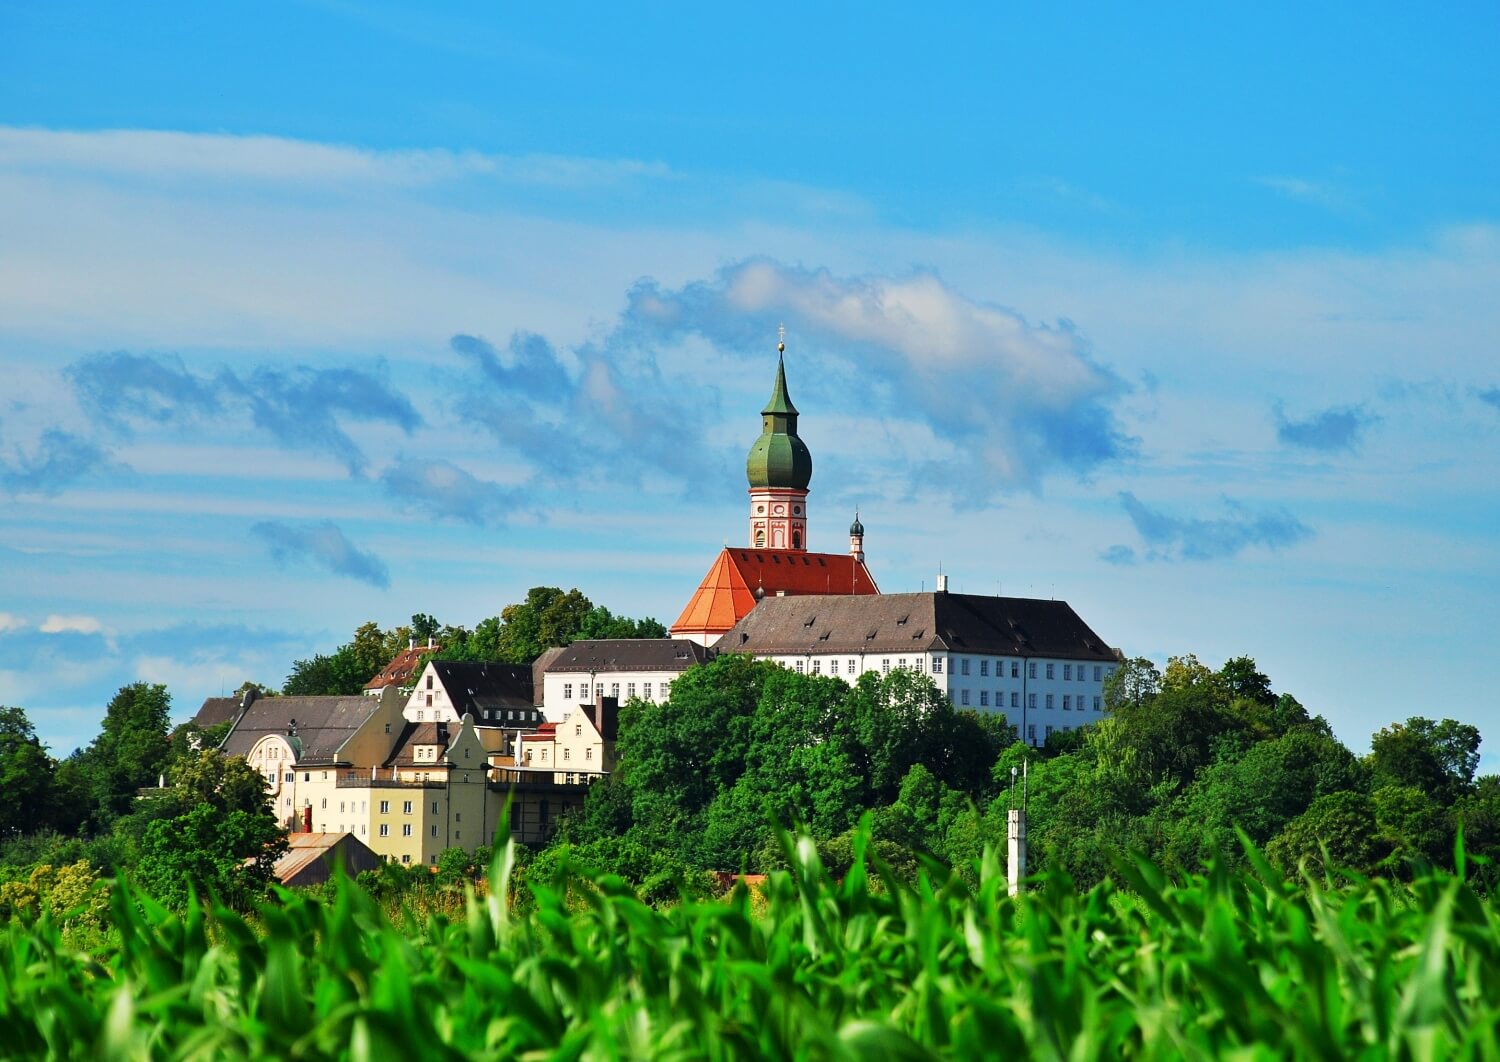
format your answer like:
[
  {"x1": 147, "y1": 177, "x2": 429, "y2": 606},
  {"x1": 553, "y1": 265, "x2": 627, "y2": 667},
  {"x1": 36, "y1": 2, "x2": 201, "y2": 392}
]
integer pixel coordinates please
[
  {"x1": 847, "y1": 660, "x2": 856, "y2": 675},
  {"x1": 401, "y1": 855, "x2": 411, "y2": 865},
  {"x1": 321, "y1": 798, "x2": 327, "y2": 809},
  {"x1": 403, "y1": 800, "x2": 413, "y2": 814},
  {"x1": 932, "y1": 658, "x2": 943, "y2": 674},
  {"x1": 627, "y1": 682, "x2": 637, "y2": 697},
  {"x1": 379, "y1": 824, "x2": 389, "y2": 837},
  {"x1": 426, "y1": 694, "x2": 432, "y2": 707},
  {"x1": 979, "y1": 690, "x2": 989, "y2": 706},
  {"x1": 915, "y1": 658, "x2": 924, "y2": 672},
  {"x1": 1027, "y1": 724, "x2": 1036, "y2": 744},
  {"x1": 564, "y1": 748, "x2": 571, "y2": 761},
  {"x1": 1046, "y1": 663, "x2": 1055, "y2": 680},
  {"x1": 1011, "y1": 661, "x2": 1019, "y2": 678},
  {"x1": 595, "y1": 684, "x2": 604, "y2": 697},
  {"x1": 431, "y1": 801, "x2": 439, "y2": 814},
  {"x1": 882, "y1": 659, "x2": 890, "y2": 673},
  {"x1": 1028, "y1": 693, "x2": 1037, "y2": 709},
  {"x1": 829, "y1": 659, "x2": 838, "y2": 673},
  {"x1": 340, "y1": 801, "x2": 345, "y2": 813},
  {"x1": 1094, "y1": 696, "x2": 1102, "y2": 711},
  {"x1": 1011, "y1": 691, "x2": 1019, "y2": 708},
  {"x1": 795, "y1": 659, "x2": 804, "y2": 673},
  {"x1": 960, "y1": 658, "x2": 970, "y2": 676},
  {"x1": 644, "y1": 682, "x2": 652, "y2": 699},
  {"x1": 1027, "y1": 662, "x2": 1037, "y2": 680},
  {"x1": 1063, "y1": 695, "x2": 1071, "y2": 710},
  {"x1": 564, "y1": 683, "x2": 572, "y2": 699},
  {"x1": 586, "y1": 747, "x2": 593, "y2": 761},
  {"x1": 1046, "y1": 694, "x2": 1054, "y2": 709},
  {"x1": 576, "y1": 724, "x2": 583, "y2": 736},
  {"x1": 402, "y1": 824, "x2": 413, "y2": 837},
  {"x1": 980, "y1": 659, "x2": 989, "y2": 676},
  {"x1": 961, "y1": 689, "x2": 970, "y2": 706},
  {"x1": 1063, "y1": 664, "x2": 1072, "y2": 681},
  {"x1": 812, "y1": 659, "x2": 821, "y2": 674},
  {"x1": 430, "y1": 825, "x2": 438, "y2": 837},
  {"x1": 1094, "y1": 666, "x2": 1103, "y2": 681},
  {"x1": 611, "y1": 683, "x2": 620, "y2": 697}
]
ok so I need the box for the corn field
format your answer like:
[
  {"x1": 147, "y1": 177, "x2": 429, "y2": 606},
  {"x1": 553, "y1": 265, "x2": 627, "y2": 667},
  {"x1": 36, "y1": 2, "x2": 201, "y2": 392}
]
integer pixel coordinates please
[{"x1": 2, "y1": 828, "x2": 1498, "y2": 1059}]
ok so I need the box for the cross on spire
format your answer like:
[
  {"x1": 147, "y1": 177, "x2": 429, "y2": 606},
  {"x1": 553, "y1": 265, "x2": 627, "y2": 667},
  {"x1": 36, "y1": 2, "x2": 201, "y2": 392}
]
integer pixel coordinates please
[{"x1": 777, "y1": 322, "x2": 785, "y2": 353}]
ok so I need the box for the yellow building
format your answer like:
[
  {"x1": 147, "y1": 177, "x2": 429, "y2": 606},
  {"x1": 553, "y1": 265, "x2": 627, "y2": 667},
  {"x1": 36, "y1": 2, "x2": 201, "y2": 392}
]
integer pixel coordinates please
[{"x1": 214, "y1": 688, "x2": 588, "y2": 864}]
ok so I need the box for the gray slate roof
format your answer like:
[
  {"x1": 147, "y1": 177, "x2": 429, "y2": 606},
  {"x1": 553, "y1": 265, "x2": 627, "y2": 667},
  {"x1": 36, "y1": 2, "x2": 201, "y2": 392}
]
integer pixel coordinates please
[
  {"x1": 531, "y1": 647, "x2": 566, "y2": 704},
  {"x1": 221, "y1": 695, "x2": 382, "y2": 765},
  {"x1": 543, "y1": 639, "x2": 712, "y2": 674},
  {"x1": 192, "y1": 696, "x2": 243, "y2": 730},
  {"x1": 720, "y1": 591, "x2": 1118, "y2": 662},
  {"x1": 384, "y1": 721, "x2": 449, "y2": 768},
  {"x1": 431, "y1": 661, "x2": 534, "y2": 716}
]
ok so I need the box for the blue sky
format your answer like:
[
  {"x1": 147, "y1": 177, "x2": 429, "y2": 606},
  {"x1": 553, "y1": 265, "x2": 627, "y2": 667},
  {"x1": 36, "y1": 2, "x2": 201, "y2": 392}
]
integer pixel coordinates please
[{"x1": 1, "y1": 1, "x2": 1497, "y2": 770}]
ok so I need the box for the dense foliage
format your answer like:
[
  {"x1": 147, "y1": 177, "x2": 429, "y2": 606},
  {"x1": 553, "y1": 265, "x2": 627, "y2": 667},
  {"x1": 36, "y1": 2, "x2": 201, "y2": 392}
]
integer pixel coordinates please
[
  {"x1": 558, "y1": 653, "x2": 1498, "y2": 892},
  {"x1": 3, "y1": 825, "x2": 1499, "y2": 1058}
]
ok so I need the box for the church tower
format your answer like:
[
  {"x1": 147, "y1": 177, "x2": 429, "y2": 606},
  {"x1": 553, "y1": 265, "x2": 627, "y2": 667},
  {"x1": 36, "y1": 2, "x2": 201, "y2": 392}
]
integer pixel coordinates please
[{"x1": 746, "y1": 335, "x2": 813, "y2": 551}]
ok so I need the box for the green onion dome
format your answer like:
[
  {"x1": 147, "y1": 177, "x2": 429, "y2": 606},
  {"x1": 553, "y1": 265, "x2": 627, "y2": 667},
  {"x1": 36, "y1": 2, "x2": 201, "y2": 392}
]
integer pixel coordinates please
[{"x1": 746, "y1": 354, "x2": 813, "y2": 490}]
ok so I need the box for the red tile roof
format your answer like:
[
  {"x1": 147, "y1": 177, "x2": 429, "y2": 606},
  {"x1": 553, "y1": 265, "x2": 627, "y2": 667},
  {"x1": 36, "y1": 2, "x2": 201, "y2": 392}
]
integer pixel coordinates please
[
  {"x1": 671, "y1": 548, "x2": 879, "y2": 640},
  {"x1": 364, "y1": 644, "x2": 438, "y2": 691}
]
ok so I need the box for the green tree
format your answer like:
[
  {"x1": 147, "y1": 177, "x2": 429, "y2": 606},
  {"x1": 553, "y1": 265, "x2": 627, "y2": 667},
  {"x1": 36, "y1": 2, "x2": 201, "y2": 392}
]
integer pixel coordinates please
[
  {"x1": 1216, "y1": 656, "x2": 1276, "y2": 707},
  {"x1": 495, "y1": 587, "x2": 595, "y2": 663},
  {"x1": 0, "y1": 707, "x2": 55, "y2": 838},
  {"x1": 1102, "y1": 657, "x2": 1161, "y2": 711},
  {"x1": 1368, "y1": 717, "x2": 1481, "y2": 805},
  {"x1": 1266, "y1": 791, "x2": 1387, "y2": 877},
  {"x1": 134, "y1": 748, "x2": 286, "y2": 909},
  {"x1": 1162, "y1": 728, "x2": 1363, "y2": 871},
  {"x1": 616, "y1": 654, "x2": 775, "y2": 856},
  {"x1": 71, "y1": 683, "x2": 173, "y2": 831}
]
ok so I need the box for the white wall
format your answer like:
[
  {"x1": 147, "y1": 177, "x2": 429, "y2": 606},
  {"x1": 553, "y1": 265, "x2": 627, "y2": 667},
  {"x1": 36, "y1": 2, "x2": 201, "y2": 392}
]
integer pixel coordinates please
[
  {"x1": 540, "y1": 669, "x2": 679, "y2": 721},
  {"x1": 763, "y1": 650, "x2": 1116, "y2": 747}
]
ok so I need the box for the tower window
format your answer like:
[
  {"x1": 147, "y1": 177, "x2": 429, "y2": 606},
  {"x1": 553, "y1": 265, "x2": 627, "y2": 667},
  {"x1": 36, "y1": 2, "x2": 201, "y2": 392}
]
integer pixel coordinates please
[
  {"x1": 791, "y1": 530, "x2": 801, "y2": 548},
  {"x1": 756, "y1": 530, "x2": 765, "y2": 547}
]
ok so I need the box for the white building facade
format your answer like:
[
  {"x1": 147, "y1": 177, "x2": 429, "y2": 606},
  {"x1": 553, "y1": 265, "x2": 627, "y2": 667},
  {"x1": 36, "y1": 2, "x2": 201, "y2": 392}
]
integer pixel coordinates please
[
  {"x1": 720, "y1": 589, "x2": 1121, "y2": 747},
  {"x1": 538, "y1": 639, "x2": 711, "y2": 721}
]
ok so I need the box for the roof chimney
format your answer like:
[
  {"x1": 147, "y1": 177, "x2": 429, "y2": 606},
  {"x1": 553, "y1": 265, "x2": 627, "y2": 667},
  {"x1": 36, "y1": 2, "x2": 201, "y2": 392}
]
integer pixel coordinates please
[{"x1": 935, "y1": 573, "x2": 949, "y2": 593}]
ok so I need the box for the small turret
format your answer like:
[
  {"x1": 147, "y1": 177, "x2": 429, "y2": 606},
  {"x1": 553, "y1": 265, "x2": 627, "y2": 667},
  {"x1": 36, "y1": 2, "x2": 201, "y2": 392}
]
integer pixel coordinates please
[{"x1": 849, "y1": 510, "x2": 865, "y2": 563}]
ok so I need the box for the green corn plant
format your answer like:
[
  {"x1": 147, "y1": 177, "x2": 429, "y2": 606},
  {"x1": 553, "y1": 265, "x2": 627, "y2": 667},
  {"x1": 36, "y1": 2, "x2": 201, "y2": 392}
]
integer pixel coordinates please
[{"x1": 0, "y1": 818, "x2": 1497, "y2": 1059}]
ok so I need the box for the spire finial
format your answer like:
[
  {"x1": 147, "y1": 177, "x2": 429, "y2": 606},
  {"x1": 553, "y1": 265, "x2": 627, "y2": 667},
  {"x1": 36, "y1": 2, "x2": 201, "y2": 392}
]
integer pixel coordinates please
[{"x1": 777, "y1": 322, "x2": 785, "y2": 354}]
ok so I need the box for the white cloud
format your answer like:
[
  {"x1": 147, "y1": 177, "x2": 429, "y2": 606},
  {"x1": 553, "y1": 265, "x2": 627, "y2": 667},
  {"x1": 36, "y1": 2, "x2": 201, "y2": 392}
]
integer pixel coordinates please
[
  {"x1": 1252, "y1": 175, "x2": 1352, "y2": 211},
  {"x1": 0, "y1": 612, "x2": 25, "y2": 632},
  {"x1": 134, "y1": 655, "x2": 261, "y2": 701},
  {"x1": 0, "y1": 126, "x2": 669, "y2": 188},
  {"x1": 40, "y1": 613, "x2": 104, "y2": 635}
]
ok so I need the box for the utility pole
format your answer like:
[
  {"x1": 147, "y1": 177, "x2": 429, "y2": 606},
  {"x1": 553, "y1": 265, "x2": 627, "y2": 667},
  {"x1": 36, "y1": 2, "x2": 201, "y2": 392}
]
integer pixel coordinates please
[{"x1": 1007, "y1": 760, "x2": 1028, "y2": 897}]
